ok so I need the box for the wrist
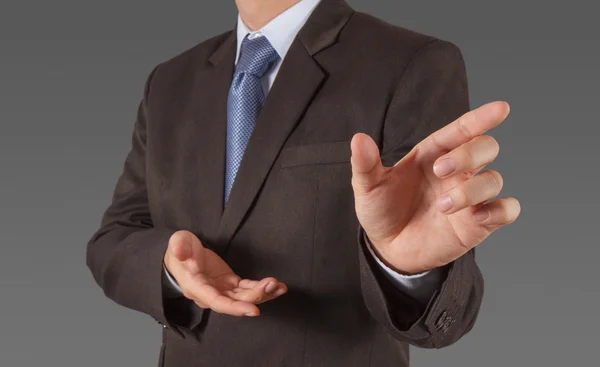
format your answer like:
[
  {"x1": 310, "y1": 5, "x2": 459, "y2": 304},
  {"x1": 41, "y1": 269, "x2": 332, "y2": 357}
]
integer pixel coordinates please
[{"x1": 366, "y1": 233, "x2": 433, "y2": 276}]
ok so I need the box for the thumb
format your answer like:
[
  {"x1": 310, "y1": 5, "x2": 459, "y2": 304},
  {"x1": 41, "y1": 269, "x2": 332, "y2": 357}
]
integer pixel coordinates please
[
  {"x1": 168, "y1": 230, "x2": 199, "y2": 262},
  {"x1": 350, "y1": 133, "x2": 386, "y2": 193}
]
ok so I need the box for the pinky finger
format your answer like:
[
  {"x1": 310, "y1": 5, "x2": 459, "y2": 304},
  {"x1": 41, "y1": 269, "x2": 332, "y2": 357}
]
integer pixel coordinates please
[{"x1": 473, "y1": 197, "x2": 521, "y2": 227}]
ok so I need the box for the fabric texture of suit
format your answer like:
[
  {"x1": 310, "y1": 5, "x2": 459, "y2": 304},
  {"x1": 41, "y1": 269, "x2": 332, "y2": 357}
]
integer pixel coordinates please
[{"x1": 86, "y1": 0, "x2": 484, "y2": 366}]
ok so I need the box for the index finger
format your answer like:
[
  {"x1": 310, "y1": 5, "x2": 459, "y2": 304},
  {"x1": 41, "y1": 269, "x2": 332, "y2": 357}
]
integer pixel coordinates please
[{"x1": 421, "y1": 101, "x2": 510, "y2": 154}]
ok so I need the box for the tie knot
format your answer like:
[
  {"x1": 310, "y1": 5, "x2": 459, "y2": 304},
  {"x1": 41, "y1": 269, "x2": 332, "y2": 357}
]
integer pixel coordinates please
[{"x1": 236, "y1": 35, "x2": 279, "y2": 77}]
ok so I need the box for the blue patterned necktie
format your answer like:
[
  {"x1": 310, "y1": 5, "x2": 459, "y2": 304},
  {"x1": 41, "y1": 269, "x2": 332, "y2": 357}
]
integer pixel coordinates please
[{"x1": 224, "y1": 34, "x2": 279, "y2": 205}]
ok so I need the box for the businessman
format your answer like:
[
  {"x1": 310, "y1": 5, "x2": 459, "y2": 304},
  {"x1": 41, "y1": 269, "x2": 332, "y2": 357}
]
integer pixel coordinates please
[{"x1": 86, "y1": 0, "x2": 521, "y2": 366}]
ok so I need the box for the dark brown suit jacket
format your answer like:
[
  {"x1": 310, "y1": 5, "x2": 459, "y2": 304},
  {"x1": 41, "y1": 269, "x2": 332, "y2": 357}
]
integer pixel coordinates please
[{"x1": 86, "y1": 0, "x2": 484, "y2": 366}]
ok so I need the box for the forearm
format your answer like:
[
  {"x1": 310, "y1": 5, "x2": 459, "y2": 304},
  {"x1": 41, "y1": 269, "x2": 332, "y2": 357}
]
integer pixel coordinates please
[
  {"x1": 357, "y1": 38, "x2": 484, "y2": 348},
  {"x1": 86, "y1": 225, "x2": 176, "y2": 326},
  {"x1": 86, "y1": 63, "x2": 203, "y2": 338},
  {"x1": 358, "y1": 224, "x2": 483, "y2": 348}
]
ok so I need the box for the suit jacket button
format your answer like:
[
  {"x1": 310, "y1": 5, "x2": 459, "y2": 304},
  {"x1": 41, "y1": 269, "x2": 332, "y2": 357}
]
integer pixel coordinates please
[
  {"x1": 441, "y1": 317, "x2": 455, "y2": 333},
  {"x1": 435, "y1": 311, "x2": 449, "y2": 330}
]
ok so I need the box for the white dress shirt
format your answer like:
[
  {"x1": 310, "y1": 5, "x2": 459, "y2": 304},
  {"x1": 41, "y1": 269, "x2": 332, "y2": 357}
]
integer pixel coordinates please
[{"x1": 164, "y1": 0, "x2": 445, "y2": 305}]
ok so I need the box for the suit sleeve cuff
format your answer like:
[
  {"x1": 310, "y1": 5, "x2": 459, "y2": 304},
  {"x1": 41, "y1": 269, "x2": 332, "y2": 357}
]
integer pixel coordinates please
[{"x1": 363, "y1": 231, "x2": 445, "y2": 305}]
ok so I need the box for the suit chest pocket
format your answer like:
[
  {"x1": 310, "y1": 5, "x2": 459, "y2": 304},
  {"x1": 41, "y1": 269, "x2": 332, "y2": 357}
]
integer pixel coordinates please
[{"x1": 278, "y1": 141, "x2": 351, "y2": 168}]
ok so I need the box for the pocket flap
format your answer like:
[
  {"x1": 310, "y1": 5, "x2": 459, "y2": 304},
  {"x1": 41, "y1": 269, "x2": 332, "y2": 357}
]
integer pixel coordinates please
[{"x1": 279, "y1": 141, "x2": 351, "y2": 168}]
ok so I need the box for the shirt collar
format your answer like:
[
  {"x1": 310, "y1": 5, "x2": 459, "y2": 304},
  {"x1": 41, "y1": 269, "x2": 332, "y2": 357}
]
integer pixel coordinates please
[{"x1": 235, "y1": 0, "x2": 322, "y2": 64}]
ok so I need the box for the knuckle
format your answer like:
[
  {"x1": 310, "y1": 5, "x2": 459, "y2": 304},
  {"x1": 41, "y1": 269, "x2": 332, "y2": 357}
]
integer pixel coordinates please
[
  {"x1": 429, "y1": 133, "x2": 444, "y2": 152},
  {"x1": 483, "y1": 170, "x2": 503, "y2": 193},
  {"x1": 457, "y1": 112, "x2": 475, "y2": 139},
  {"x1": 460, "y1": 169, "x2": 476, "y2": 181},
  {"x1": 453, "y1": 186, "x2": 468, "y2": 206},
  {"x1": 458, "y1": 144, "x2": 475, "y2": 168}
]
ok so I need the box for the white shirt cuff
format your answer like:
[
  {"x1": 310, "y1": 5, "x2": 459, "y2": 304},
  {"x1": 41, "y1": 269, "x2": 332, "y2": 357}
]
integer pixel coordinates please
[{"x1": 163, "y1": 264, "x2": 184, "y2": 296}]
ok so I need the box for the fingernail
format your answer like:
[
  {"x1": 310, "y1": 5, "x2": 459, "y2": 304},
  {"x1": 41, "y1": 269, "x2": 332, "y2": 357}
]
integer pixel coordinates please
[
  {"x1": 265, "y1": 281, "x2": 277, "y2": 294},
  {"x1": 245, "y1": 312, "x2": 258, "y2": 317},
  {"x1": 433, "y1": 159, "x2": 455, "y2": 177},
  {"x1": 274, "y1": 287, "x2": 286, "y2": 296},
  {"x1": 473, "y1": 209, "x2": 489, "y2": 222},
  {"x1": 437, "y1": 195, "x2": 453, "y2": 213}
]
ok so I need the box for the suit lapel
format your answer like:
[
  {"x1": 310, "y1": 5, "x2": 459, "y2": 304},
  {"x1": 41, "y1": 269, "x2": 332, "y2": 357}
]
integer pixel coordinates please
[
  {"x1": 185, "y1": 31, "x2": 236, "y2": 250},
  {"x1": 210, "y1": 0, "x2": 354, "y2": 251},
  {"x1": 216, "y1": 41, "x2": 326, "y2": 250}
]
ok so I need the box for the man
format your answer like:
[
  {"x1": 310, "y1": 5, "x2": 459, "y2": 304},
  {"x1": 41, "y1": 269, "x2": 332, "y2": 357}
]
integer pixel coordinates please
[{"x1": 86, "y1": 0, "x2": 521, "y2": 365}]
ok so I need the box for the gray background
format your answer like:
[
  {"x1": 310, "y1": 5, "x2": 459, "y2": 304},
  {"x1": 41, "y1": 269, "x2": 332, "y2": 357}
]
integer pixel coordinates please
[{"x1": 1, "y1": 0, "x2": 598, "y2": 366}]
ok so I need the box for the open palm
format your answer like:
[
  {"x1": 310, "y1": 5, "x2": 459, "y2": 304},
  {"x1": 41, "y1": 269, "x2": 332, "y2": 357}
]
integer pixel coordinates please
[{"x1": 164, "y1": 230, "x2": 287, "y2": 316}]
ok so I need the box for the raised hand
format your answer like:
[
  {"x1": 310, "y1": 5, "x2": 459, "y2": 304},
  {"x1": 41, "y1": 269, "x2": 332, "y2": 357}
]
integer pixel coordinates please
[
  {"x1": 164, "y1": 230, "x2": 287, "y2": 316},
  {"x1": 350, "y1": 101, "x2": 521, "y2": 275}
]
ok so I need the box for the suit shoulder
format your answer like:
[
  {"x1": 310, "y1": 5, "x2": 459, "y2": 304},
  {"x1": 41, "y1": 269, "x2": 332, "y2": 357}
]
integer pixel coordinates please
[
  {"x1": 344, "y1": 11, "x2": 461, "y2": 59},
  {"x1": 148, "y1": 30, "x2": 233, "y2": 85}
]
